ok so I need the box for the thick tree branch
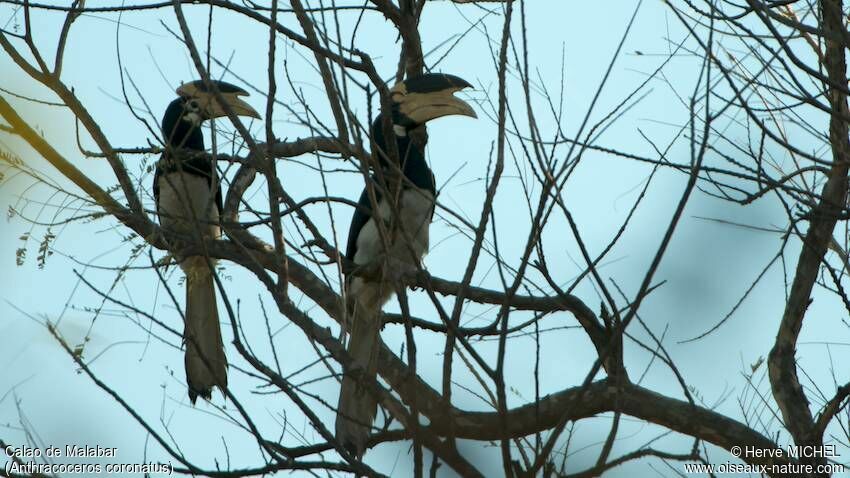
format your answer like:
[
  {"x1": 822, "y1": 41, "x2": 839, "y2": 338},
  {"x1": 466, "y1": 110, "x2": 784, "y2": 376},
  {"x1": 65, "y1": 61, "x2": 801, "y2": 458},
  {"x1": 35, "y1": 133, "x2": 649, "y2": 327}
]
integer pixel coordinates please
[{"x1": 767, "y1": 0, "x2": 848, "y2": 458}]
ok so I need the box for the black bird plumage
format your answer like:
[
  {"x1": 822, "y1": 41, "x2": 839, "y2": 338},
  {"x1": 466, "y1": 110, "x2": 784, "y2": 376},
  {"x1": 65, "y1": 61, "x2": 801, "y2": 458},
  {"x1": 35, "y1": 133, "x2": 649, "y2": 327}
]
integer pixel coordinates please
[{"x1": 344, "y1": 121, "x2": 436, "y2": 263}]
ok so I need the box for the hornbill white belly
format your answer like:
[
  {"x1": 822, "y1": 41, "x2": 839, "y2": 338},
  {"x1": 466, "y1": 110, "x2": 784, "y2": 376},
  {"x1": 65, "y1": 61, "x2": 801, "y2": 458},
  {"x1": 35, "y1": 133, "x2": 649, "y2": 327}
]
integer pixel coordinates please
[
  {"x1": 337, "y1": 73, "x2": 476, "y2": 457},
  {"x1": 153, "y1": 79, "x2": 259, "y2": 403}
]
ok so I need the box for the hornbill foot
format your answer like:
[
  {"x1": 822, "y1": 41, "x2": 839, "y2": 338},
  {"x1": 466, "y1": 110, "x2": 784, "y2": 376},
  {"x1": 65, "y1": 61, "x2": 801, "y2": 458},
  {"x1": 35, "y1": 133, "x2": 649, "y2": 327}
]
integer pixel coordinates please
[
  {"x1": 154, "y1": 252, "x2": 177, "y2": 271},
  {"x1": 383, "y1": 257, "x2": 420, "y2": 285},
  {"x1": 160, "y1": 233, "x2": 192, "y2": 263},
  {"x1": 351, "y1": 260, "x2": 383, "y2": 282}
]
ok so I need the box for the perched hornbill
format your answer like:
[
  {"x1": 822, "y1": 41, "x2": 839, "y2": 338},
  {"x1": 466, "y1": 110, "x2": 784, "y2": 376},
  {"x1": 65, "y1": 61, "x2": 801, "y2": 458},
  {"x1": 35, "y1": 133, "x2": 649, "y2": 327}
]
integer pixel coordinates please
[
  {"x1": 337, "y1": 73, "x2": 477, "y2": 456},
  {"x1": 154, "y1": 80, "x2": 259, "y2": 403}
]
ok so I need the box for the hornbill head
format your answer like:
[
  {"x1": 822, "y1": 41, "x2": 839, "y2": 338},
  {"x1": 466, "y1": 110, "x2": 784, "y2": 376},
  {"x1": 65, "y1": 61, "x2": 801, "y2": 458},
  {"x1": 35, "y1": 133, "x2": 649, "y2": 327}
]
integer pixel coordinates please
[
  {"x1": 370, "y1": 73, "x2": 476, "y2": 161},
  {"x1": 388, "y1": 73, "x2": 477, "y2": 130},
  {"x1": 162, "y1": 79, "x2": 260, "y2": 148}
]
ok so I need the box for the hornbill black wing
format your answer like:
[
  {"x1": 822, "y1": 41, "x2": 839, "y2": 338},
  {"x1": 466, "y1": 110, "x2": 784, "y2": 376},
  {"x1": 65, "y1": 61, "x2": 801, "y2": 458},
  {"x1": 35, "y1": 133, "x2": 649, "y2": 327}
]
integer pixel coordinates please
[{"x1": 345, "y1": 184, "x2": 380, "y2": 263}]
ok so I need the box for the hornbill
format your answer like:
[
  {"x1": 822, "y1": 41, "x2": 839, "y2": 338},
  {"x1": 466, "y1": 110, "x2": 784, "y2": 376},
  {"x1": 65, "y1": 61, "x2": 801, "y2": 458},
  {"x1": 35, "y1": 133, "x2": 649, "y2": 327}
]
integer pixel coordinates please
[
  {"x1": 154, "y1": 80, "x2": 259, "y2": 403},
  {"x1": 337, "y1": 73, "x2": 476, "y2": 456}
]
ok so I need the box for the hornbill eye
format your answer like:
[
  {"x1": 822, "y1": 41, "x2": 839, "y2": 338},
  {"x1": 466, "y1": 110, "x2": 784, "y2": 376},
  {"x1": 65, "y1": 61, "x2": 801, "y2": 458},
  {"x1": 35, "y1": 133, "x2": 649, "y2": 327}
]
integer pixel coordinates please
[{"x1": 181, "y1": 99, "x2": 203, "y2": 126}]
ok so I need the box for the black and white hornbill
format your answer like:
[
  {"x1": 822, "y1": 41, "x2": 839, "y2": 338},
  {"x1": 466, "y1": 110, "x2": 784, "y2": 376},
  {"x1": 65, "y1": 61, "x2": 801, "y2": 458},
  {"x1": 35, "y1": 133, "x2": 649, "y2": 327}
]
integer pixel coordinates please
[
  {"x1": 337, "y1": 73, "x2": 476, "y2": 456},
  {"x1": 154, "y1": 80, "x2": 259, "y2": 403}
]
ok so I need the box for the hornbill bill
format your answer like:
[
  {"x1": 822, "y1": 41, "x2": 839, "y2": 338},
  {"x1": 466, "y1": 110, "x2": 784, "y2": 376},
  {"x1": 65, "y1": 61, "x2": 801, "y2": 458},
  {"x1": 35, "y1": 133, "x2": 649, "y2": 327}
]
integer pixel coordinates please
[
  {"x1": 154, "y1": 80, "x2": 259, "y2": 403},
  {"x1": 337, "y1": 73, "x2": 477, "y2": 456}
]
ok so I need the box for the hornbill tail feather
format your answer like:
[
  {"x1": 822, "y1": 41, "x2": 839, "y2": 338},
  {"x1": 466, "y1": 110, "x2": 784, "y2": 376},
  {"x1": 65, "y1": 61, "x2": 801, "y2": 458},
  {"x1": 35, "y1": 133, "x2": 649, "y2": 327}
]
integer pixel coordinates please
[
  {"x1": 335, "y1": 280, "x2": 386, "y2": 457},
  {"x1": 184, "y1": 263, "x2": 227, "y2": 403}
]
